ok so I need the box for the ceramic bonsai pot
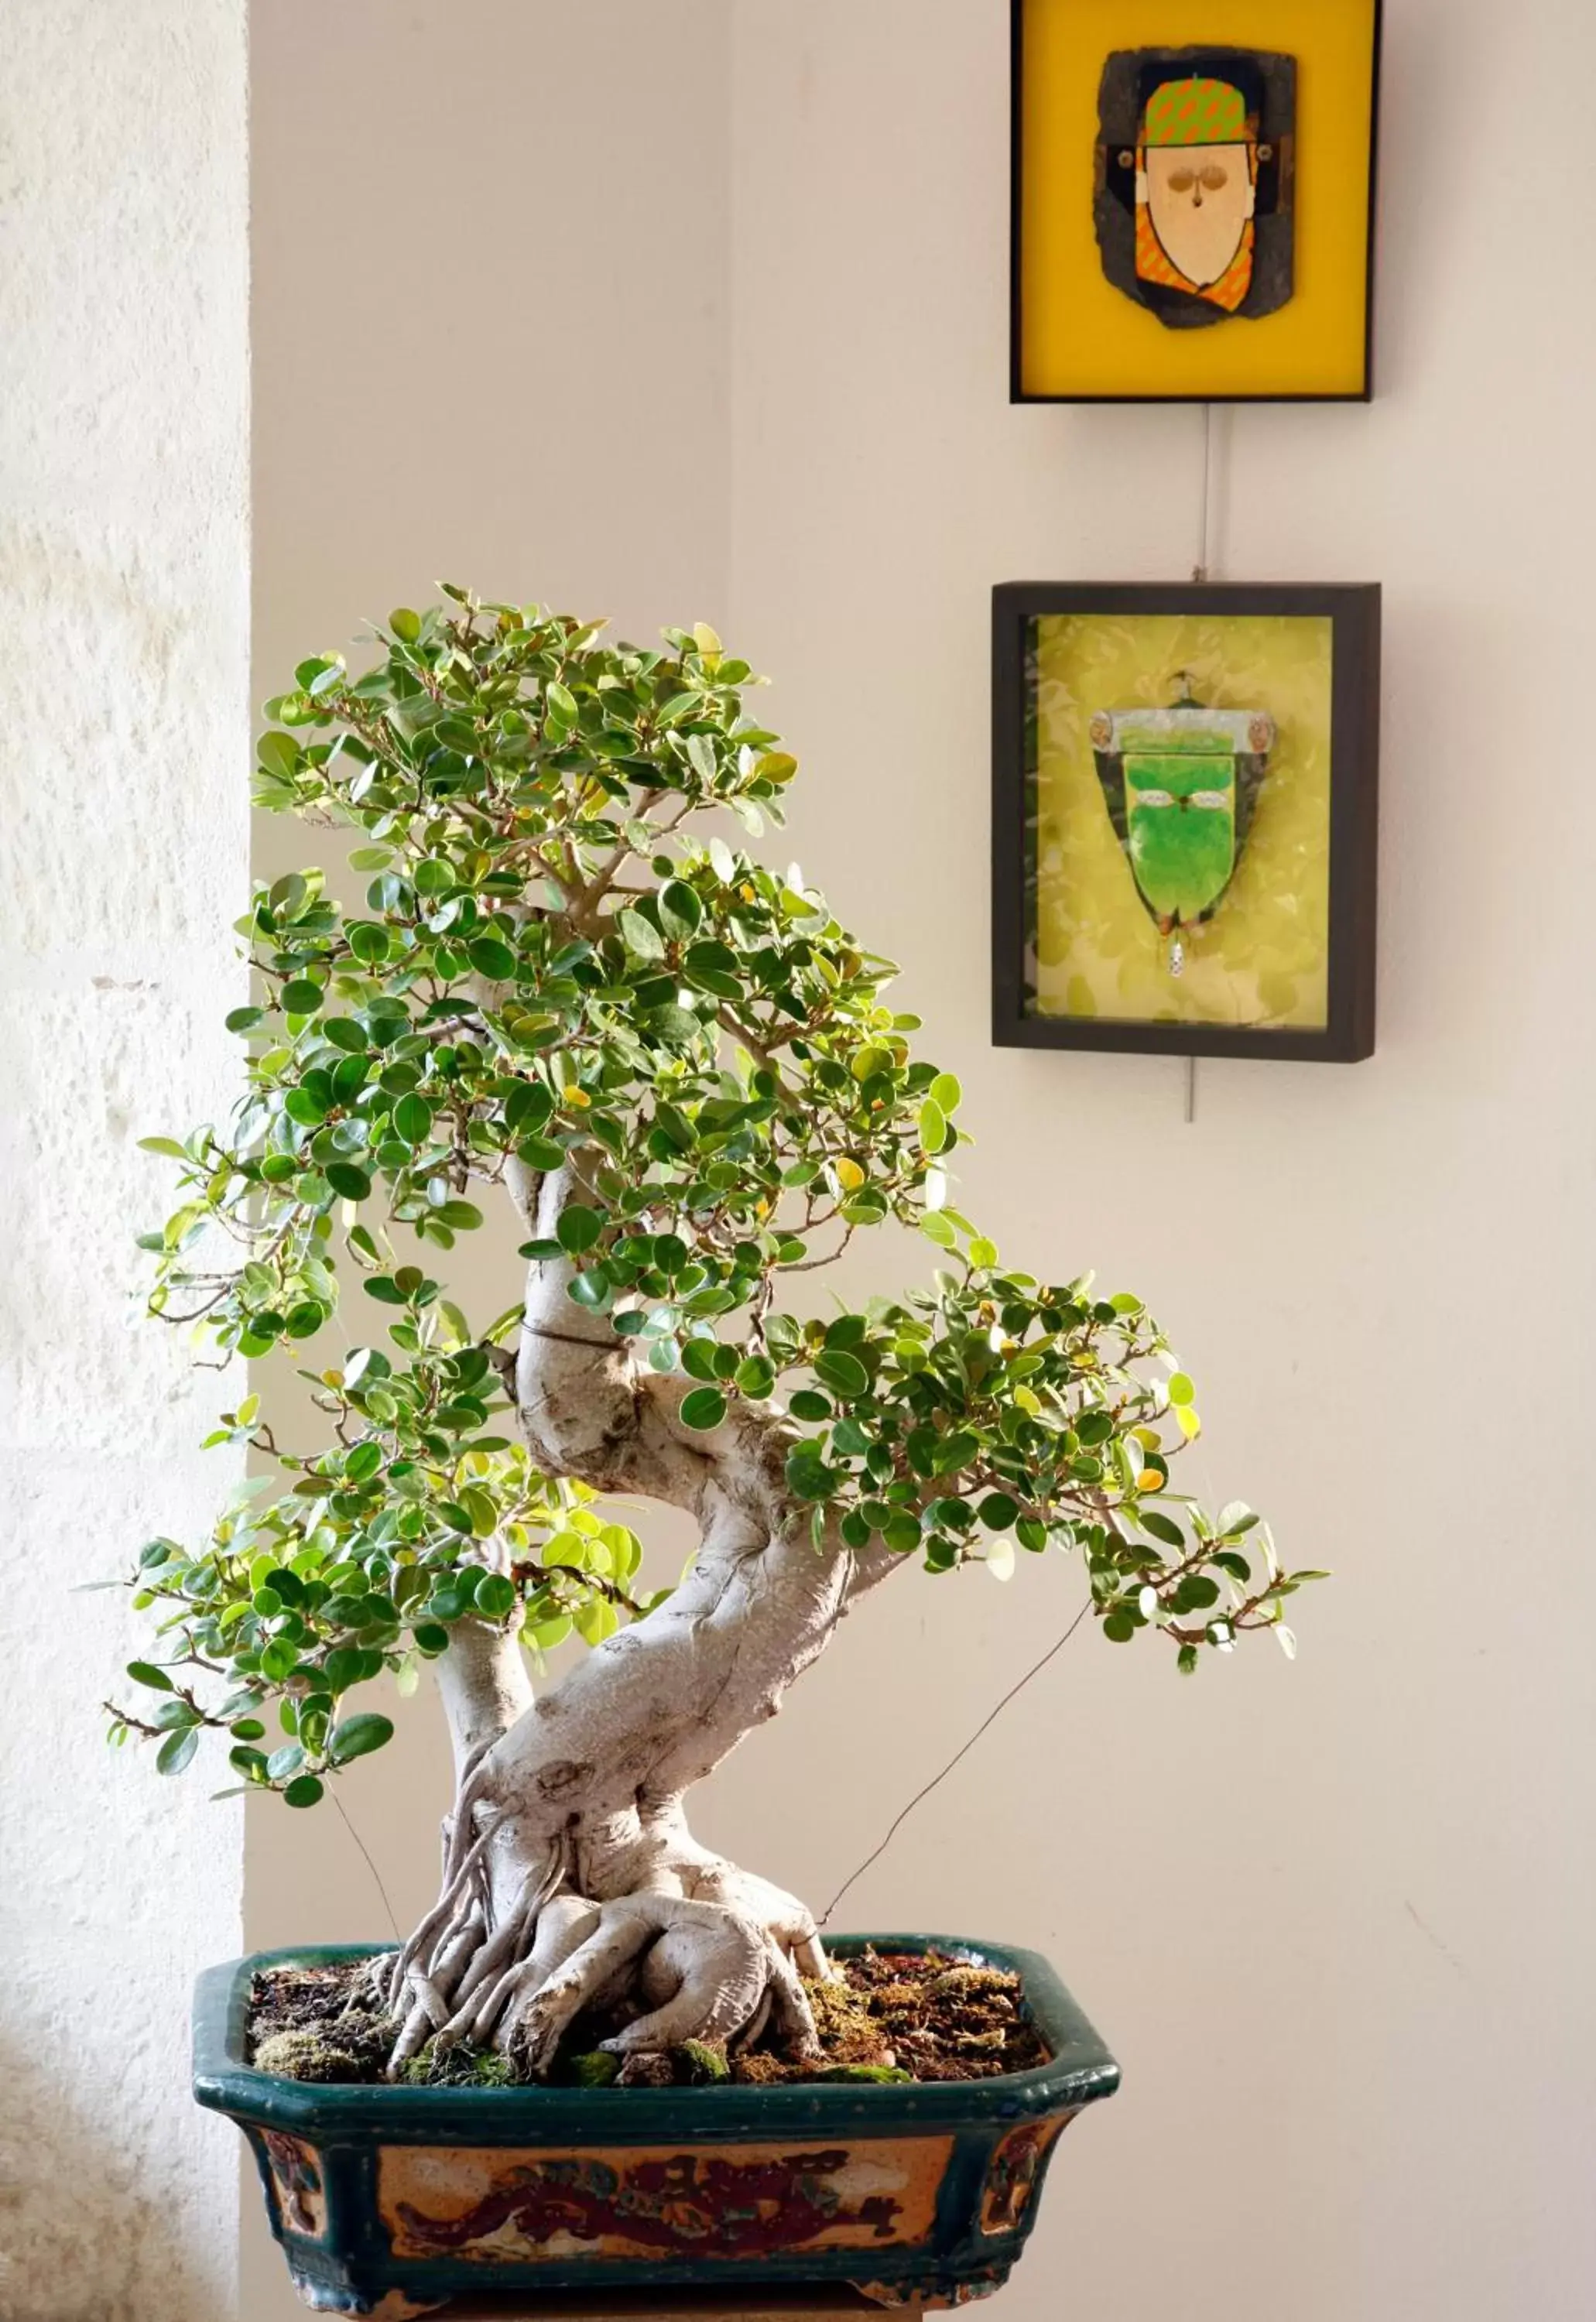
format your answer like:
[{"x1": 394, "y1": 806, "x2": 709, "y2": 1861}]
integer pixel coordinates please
[{"x1": 194, "y1": 1933, "x2": 1118, "y2": 2317}]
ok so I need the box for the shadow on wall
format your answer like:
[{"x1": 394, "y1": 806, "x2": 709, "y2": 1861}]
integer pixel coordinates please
[{"x1": 0, "y1": 2030, "x2": 225, "y2": 2322}]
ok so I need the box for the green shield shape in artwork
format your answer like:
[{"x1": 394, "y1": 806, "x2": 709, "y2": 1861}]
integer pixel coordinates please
[{"x1": 1089, "y1": 687, "x2": 1275, "y2": 971}]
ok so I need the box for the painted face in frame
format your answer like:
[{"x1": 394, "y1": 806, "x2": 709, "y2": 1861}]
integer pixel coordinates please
[{"x1": 1139, "y1": 76, "x2": 1256, "y2": 293}]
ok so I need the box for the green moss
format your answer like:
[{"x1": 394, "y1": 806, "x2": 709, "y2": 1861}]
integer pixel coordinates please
[
  {"x1": 930, "y1": 1964, "x2": 1019, "y2": 2002},
  {"x1": 566, "y1": 2050, "x2": 622, "y2": 2087},
  {"x1": 253, "y1": 2029, "x2": 364, "y2": 2084},
  {"x1": 674, "y1": 2040, "x2": 730, "y2": 2085},
  {"x1": 467, "y1": 2050, "x2": 518, "y2": 2085},
  {"x1": 401, "y1": 2041, "x2": 522, "y2": 2087},
  {"x1": 803, "y1": 1976, "x2": 892, "y2": 2065}
]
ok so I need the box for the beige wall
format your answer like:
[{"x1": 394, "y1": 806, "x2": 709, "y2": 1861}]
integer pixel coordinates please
[
  {"x1": 725, "y1": 5, "x2": 1596, "y2": 2318},
  {"x1": 246, "y1": 4, "x2": 730, "y2": 2313},
  {"x1": 247, "y1": 3, "x2": 1596, "y2": 2317}
]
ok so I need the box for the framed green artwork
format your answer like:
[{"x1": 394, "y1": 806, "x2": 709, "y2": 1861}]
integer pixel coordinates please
[{"x1": 992, "y1": 582, "x2": 1380, "y2": 1061}]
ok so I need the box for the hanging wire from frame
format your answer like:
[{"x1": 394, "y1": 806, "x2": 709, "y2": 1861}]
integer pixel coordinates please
[{"x1": 1185, "y1": 400, "x2": 1217, "y2": 1121}]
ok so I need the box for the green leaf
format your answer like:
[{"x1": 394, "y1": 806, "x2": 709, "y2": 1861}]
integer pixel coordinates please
[
  {"x1": 389, "y1": 608, "x2": 421, "y2": 642},
  {"x1": 473, "y1": 1574, "x2": 517, "y2": 1620},
  {"x1": 978, "y1": 1492, "x2": 1020, "y2": 1532},
  {"x1": 393, "y1": 1094, "x2": 433, "y2": 1145},
  {"x1": 618, "y1": 908, "x2": 665, "y2": 960},
  {"x1": 574, "y1": 1597, "x2": 620, "y2": 1647},
  {"x1": 468, "y1": 934, "x2": 518, "y2": 981},
  {"x1": 1166, "y1": 1372, "x2": 1196, "y2": 1406},
  {"x1": 126, "y1": 1659, "x2": 174, "y2": 1692},
  {"x1": 328, "y1": 1712, "x2": 395, "y2": 1765},
  {"x1": 679, "y1": 1387, "x2": 728, "y2": 1431},
  {"x1": 257, "y1": 731, "x2": 299, "y2": 779},
  {"x1": 324, "y1": 1162, "x2": 372, "y2": 1201},
  {"x1": 281, "y1": 978, "x2": 324, "y2": 1015},
  {"x1": 1140, "y1": 1509, "x2": 1186, "y2": 1550},
  {"x1": 557, "y1": 1205, "x2": 603, "y2": 1255},
  {"x1": 918, "y1": 1099, "x2": 946, "y2": 1156},
  {"x1": 224, "y1": 1006, "x2": 265, "y2": 1034},
  {"x1": 813, "y1": 1348, "x2": 868, "y2": 1400},
  {"x1": 785, "y1": 1450, "x2": 834, "y2": 1502},
  {"x1": 929, "y1": 1072, "x2": 962, "y2": 1115},
  {"x1": 137, "y1": 1136, "x2": 190, "y2": 1160},
  {"x1": 283, "y1": 1774, "x2": 325, "y2": 1808},
  {"x1": 657, "y1": 880, "x2": 702, "y2": 940},
  {"x1": 156, "y1": 1728, "x2": 198, "y2": 1776}
]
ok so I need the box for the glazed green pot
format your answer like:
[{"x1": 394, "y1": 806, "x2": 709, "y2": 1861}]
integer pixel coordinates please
[{"x1": 194, "y1": 1933, "x2": 1118, "y2": 2317}]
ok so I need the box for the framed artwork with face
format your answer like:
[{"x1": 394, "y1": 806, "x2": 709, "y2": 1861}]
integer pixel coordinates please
[
  {"x1": 991, "y1": 582, "x2": 1380, "y2": 1061},
  {"x1": 1012, "y1": 0, "x2": 1382, "y2": 400}
]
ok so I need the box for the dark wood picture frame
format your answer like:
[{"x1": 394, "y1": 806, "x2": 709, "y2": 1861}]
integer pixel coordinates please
[
  {"x1": 992, "y1": 581, "x2": 1380, "y2": 1063},
  {"x1": 1009, "y1": 0, "x2": 1385, "y2": 405}
]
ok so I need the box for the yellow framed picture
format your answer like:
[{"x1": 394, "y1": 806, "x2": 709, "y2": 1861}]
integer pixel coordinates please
[
  {"x1": 992, "y1": 583, "x2": 1381, "y2": 1061},
  {"x1": 1012, "y1": 0, "x2": 1382, "y2": 401}
]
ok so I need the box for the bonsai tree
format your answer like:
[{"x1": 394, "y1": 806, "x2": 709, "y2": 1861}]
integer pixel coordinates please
[{"x1": 115, "y1": 588, "x2": 1311, "y2": 2081}]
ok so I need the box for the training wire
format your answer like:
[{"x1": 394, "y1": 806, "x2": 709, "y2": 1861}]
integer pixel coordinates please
[{"x1": 818, "y1": 1596, "x2": 1092, "y2": 1928}]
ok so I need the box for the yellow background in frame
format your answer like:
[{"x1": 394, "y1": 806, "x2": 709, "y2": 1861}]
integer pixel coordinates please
[
  {"x1": 1019, "y1": 0, "x2": 1378, "y2": 397},
  {"x1": 1030, "y1": 612, "x2": 1332, "y2": 1029}
]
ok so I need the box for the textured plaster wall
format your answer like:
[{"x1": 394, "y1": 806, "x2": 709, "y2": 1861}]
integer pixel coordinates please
[{"x1": 0, "y1": 3, "x2": 250, "y2": 2317}]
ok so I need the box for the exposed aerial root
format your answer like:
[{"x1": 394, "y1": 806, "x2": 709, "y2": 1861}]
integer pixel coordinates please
[{"x1": 380, "y1": 1834, "x2": 828, "y2": 2081}]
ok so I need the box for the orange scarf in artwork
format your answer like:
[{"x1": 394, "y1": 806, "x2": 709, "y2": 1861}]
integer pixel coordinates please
[{"x1": 1135, "y1": 204, "x2": 1255, "y2": 313}]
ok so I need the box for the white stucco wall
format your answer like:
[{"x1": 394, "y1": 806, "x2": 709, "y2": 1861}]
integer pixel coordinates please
[{"x1": 0, "y1": 4, "x2": 250, "y2": 2317}]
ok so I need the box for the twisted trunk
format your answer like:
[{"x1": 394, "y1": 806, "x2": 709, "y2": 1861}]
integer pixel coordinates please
[{"x1": 382, "y1": 1167, "x2": 902, "y2": 2077}]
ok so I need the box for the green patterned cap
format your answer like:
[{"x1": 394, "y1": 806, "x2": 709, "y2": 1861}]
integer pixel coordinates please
[{"x1": 1142, "y1": 76, "x2": 1248, "y2": 149}]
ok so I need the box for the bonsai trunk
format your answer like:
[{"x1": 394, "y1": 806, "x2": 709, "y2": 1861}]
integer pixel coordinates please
[{"x1": 380, "y1": 1166, "x2": 902, "y2": 2078}]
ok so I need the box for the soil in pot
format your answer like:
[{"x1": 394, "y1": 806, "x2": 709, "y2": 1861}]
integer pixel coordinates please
[{"x1": 248, "y1": 1946, "x2": 1050, "y2": 2091}]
